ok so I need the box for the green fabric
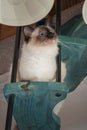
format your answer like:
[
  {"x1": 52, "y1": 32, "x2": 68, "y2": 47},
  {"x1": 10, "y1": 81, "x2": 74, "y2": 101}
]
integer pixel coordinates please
[
  {"x1": 61, "y1": 15, "x2": 87, "y2": 39},
  {"x1": 59, "y1": 36, "x2": 87, "y2": 91},
  {"x1": 3, "y1": 82, "x2": 67, "y2": 130}
]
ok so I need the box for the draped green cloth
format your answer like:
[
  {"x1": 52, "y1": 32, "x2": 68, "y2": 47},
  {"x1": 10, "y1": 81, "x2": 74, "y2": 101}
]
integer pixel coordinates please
[
  {"x1": 61, "y1": 15, "x2": 87, "y2": 39},
  {"x1": 60, "y1": 36, "x2": 87, "y2": 91}
]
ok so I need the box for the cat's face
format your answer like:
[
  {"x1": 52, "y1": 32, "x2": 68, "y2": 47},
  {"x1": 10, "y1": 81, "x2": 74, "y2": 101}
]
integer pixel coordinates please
[{"x1": 23, "y1": 25, "x2": 58, "y2": 46}]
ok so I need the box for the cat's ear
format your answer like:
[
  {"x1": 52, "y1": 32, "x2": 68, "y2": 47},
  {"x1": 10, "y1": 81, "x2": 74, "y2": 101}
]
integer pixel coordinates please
[
  {"x1": 24, "y1": 26, "x2": 34, "y2": 37},
  {"x1": 23, "y1": 26, "x2": 34, "y2": 42}
]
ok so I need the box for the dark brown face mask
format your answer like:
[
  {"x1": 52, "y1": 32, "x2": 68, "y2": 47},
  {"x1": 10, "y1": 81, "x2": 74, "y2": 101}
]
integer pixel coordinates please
[
  {"x1": 36, "y1": 26, "x2": 56, "y2": 42},
  {"x1": 24, "y1": 25, "x2": 57, "y2": 44}
]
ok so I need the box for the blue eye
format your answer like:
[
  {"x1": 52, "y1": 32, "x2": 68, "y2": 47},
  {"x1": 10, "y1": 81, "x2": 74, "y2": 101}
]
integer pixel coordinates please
[{"x1": 39, "y1": 32, "x2": 45, "y2": 37}]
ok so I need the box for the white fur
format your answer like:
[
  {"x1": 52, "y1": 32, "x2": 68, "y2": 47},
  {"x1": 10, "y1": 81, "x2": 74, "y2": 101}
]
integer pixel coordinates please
[
  {"x1": 61, "y1": 62, "x2": 66, "y2": 82},
  {"x1": 18, "y1": 42, "x2": 58, "y2": 81},
  {"x1": 18, "y1": 41, "x2": 66, "y2": 82}
]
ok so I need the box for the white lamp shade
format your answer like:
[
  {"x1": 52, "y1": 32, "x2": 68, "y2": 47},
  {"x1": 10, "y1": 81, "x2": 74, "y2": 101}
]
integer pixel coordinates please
[
  {"x1": 82, "y1": 0, "x2": 87, "y2": 24},
  {"x1": 0, "y1": 0, "x2": 54, "y2": 26}
]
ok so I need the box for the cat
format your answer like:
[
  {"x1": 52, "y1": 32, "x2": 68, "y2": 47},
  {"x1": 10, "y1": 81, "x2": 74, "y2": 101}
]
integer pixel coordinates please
[{"x1": 17, "y1": 25, "x2": 66, "y2": 82}]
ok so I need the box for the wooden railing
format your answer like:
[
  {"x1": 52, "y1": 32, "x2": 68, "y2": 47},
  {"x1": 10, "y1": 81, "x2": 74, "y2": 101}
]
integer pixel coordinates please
[
  {"x1": 61, "y1": 0, "x2": 84, "y2": 10},
  {"x1": 49, "y1": 0, "x2": 84, "y2": 15}
]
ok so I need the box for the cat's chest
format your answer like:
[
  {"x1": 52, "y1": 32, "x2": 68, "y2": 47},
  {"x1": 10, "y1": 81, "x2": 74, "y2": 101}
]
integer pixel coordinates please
[
  {"x1": 19, "y1": 53, "x2": 56, "y2": 71},
  {"x1": 20, "y1": 45, "x2": 57, "y2": 69},
  {"x1": 18, "y1": 45, "x2": 57, "y2": 81}
]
